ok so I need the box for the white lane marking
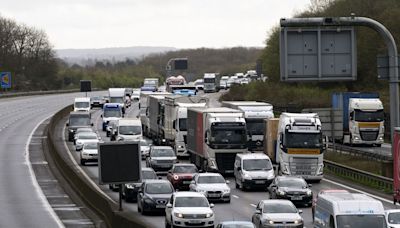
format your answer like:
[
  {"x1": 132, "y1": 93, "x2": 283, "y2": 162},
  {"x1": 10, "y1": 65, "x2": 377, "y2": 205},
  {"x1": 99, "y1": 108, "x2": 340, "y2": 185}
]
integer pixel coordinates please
[
  {"x1": 323, "y1": 178, "x2": 397, "y2": 205},
  {"x1": 232, "y1": 195, "x2": 239, "y2": 199},
  {"x1": 250, "y1": 204, "x2": 257, "y2": 208},
  {"x1": 62, "y1": 124, "x2": 117, "y2": 203},
  {"x1": 26, "y1": 115, "x2": 65, "y2": 228}
]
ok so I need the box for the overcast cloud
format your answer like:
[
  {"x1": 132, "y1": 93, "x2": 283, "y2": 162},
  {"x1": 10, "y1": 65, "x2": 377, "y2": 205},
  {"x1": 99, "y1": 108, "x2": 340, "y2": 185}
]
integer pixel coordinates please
[{"x1": 1, "y1": 0, "x2": 311, "y2": 49}]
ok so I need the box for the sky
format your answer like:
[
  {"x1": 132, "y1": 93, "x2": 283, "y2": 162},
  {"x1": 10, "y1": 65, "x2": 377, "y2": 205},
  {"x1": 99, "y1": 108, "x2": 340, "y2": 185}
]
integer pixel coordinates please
[{"x1": 1, "y1": 0, "x2": 311, "y2": 49}]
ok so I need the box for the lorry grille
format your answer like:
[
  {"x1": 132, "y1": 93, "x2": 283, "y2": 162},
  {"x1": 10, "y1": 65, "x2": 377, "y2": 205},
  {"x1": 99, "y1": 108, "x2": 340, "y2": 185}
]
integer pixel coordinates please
[
  {"x1": 289, "y1": 157, "x2": 318, "y2": 176},
  {"x1": 360, "y1": 131, "x2": 379, "y2": 141},
  {"x1": 215, "y1": 153, "x2": 236, "y2": 174}
]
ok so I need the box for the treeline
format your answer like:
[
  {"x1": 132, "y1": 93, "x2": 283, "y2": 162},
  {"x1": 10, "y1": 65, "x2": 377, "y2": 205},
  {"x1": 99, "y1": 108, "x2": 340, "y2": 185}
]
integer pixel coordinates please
[
  {"x1": 0, "y1": 15, "x2": 59, "y2": 91},
  {"x1": 222, "y1": 0, "x2": 399, "y2": 110}
]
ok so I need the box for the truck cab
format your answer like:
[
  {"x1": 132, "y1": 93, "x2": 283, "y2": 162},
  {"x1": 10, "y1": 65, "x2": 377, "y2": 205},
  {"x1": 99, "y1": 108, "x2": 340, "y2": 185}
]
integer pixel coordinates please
[
  {"x1": 276, "y1": 113, "x2": 324, "y2": 181},
  {"x1": 74, "y1": 97, "x2": 91, "y2": 112},
  {"x1": 203, "y1": 73, "x2": 218, "y2": 93},
  {"x1": 348, "y1": 98, "x2": 384, "y2": 146}
]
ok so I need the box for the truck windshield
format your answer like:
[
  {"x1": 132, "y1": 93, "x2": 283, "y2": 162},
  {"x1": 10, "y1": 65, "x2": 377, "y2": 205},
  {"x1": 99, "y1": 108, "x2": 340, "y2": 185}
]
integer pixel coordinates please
[
  {"x1": 204, "y1": 78, "x2": 215, "y2": 83},
  {"x1": 354, "y1": 109, "x2": 384, "y2": 122},
  {"x1": 243, "y1": 159, "x2": 272, "y2": 171},
  {"x1": 69, "y1": 116, "x2": 90, "y2": 126},
  {"x1": 103, "y1": 109, "x2": 122, "y2": 118},
  {"x1": 144, "y1": 80, "x2": 157, "y2": 86},
  {"x1": 284, "y1": 132, "x2": 322, "y2": 149},
  {"x1": 336, "y1": 215, "x2": 386, "y2": 228},
  {"x1": 246, "y1": 119, "x2": 264, "y2": 135},
  {"x1": 75, "y1": 102, "x2": 89, "y2": 108},
  {"x1": 110, "y1": 97, "x2": 124, "y2": 104},
  {"x1": 179, "y1": 118, "x2": 187, "y2": 131},
  {"x1": 210, "y1": 128, "x2": 247, "y2": 145},
  {"x1": 119, "y1": 126, "x2": 141, "y2": 135}
]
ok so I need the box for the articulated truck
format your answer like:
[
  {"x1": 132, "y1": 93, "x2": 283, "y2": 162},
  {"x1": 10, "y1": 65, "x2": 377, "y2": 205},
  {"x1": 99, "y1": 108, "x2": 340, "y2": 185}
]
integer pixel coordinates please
[
  {"x1": 162, "y1": 95, "x2": 209, "y2": 156},
  {"x1": 187, "y1": 107, "x2": 248, "y2": 174},
  {"x1": 332, "y1": 92, "x2": 384, "y2": 146},
  {"x1": 139, "y1": 92, "x2": 170, "y2": 137},
  {"x1": 265, "y1": 113, "x2": 324, "y2": 181},
  {"x1": 221, "y1": 101, "x2": 274, "y2": 151}
]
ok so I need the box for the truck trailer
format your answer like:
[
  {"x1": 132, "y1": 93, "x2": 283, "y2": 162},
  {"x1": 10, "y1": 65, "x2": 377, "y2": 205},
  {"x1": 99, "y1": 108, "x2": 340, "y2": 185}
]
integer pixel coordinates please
[
  {"x1": 221, "y1": 101, "x2": 274, "y2": 151},
  {"x1": 162, "y1": 95, "x2": 209, "y2": 156},
  {"x1": 332, "y1": 92, "x2": 384, "y2": 146},
  {"x1": 139, "y1": 92, "x2": 170, "y2": 137},
  {"x1": 187, "y1": 107, "x2": 248, "y2": 174},
  {"x1": 108, "y1": 88, "x2": 126, "y2": 114}
]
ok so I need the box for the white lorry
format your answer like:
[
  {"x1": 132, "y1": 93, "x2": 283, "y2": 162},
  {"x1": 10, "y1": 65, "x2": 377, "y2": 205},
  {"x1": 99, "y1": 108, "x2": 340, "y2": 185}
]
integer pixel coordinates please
[
  {"x1": 187, "y1": 107, "x2": 248, "y2": 174},
  {"x1": 162, "y1": 95, "x2": 209, "y2": 157},
  {"x1": 139, "y1": 92, "x2": 170, "y2": 137},
  {"x1": 74, "y1": 97, "x2": 91, "y2": 112},
  {"x1": 222, "y1": 101, "x2": 274, "y2": 151},
  {"x1": 108, "y1": 88, "x2": 126, "y2": 114},
  {"x1": 112, "y1": 118, "x2": 142, "y2": 141},
  {"x1": 203, "y1": 73, "x2": 218, "y2": 93},
  {"x1": 276, "y1": 113, "x2": 324, "y2": 181}
]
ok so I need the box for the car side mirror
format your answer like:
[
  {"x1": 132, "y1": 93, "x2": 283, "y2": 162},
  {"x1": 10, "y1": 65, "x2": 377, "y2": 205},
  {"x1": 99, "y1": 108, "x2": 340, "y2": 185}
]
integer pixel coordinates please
[
  {"x1": 255, "y1": 209, "x2": 261, "y2": 214},
  {"x1": 66, "y1": 123, "x2": 69, "y2": 126},
  {"x1": 298, "y1": 210, "x2": 303, "y2": 214},
  {"x1": 210, "y1": 203, "x2": 214, "y2": 208},
  {"x1": 308, "y1": 184, "x2": 312, "y2": 188},
  {"x1": 190, "y1": 180, "x2": 195, "y2": 185},
  {"x1": 100, "y1": 114, "x2": 103, "y2": 118},
  {"x1": 91, "y1": 123, "x2": 94, "y2": 126},
  {"x1": 226, "y1": 180, "x2": 230, "y2": 184},
  {"x1": 166, "y1": 203, "x2": 172, "y2": 208}
]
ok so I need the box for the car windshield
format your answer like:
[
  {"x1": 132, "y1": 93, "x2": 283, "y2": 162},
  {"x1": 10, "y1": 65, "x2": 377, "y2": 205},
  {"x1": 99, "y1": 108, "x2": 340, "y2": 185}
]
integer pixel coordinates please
[
  {"x1": 222, "y1": 224, "x2": 254, "y2": 228},
  {"x1": 151, "y1": 148, "x2": 175, "y2": 157},
  {"x1": 69, "y1": 116, "x2": 90, "y2": 126},
  {"x1": 119, "y1": 126, "x2": 141, "y2": 135},
  {"x1": 145, "y1": 182, "x2": 173, "y2": 194},
  {"x1": 103, "y1": 109, "x2": 121, "y2": 118},
  {"x1": 278, "y1": 178, "x2": 307, "y2": 188},
  {"x1": 174, "y1": 196, "x2": 209, "y2": 207},
  {"x1": 79, "y1": 134, "x2": 97, "y2": 140},
  {"x1": 246, "y1": 119, "x2": 264, "y2": 135},
  {"x1": 110, "y1": 97, "x2": 124, "y2": 103},
  {"x1": 142, "y1": 170, "x2": 157, "y2": 180},
  {"x1": 263, "y1": 203, "x2": 297, "y2": 213},
  {"x1": 179, "y1": 118, "x2": 187, "y2": 131},
  {"x1": 243, "y1": 159, "x2": 272, "y2": 171},
  {"x1": 284, "y1": 132, "x2": 322, "y2": 149},
  {"x1": 388, "y1": 212, "x2": 400, "y2": 224},
  {"x1": 84, "y1": 143, "x2": 97, "y2": 150},
  {"x1": 354, "y1": 109, "x2": 384, "y2": 122},
  {"x1": 198, "y1": 175, "x2": 225, "y2": 184},
  {"x1": 336, "y1": 215, "x2": 386, "y2": 228},
  {"x1": 173, "y1": 166, "x2": 198, "y2": 173},
  {"x1": 75, "y1": 102, "x2": 89, "y2": 108}
]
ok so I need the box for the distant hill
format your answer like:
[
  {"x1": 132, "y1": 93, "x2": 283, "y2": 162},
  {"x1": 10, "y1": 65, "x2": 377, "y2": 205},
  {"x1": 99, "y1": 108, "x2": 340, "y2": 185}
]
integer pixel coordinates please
[{"x1": 56, "y1": 46, "x2": 177, "y2": 66}]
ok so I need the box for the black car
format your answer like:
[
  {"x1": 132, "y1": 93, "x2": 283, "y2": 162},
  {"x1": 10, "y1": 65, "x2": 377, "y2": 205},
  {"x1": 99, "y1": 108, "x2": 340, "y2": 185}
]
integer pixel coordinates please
[
  {"x1": 268, "y1": 176, "x2": 313, "y2": 207},
  {"x1": 137, "y1": 180, "x2": 174, "y2": 215},
  {"x1": 123, "y1": 168, "x2": 158, "y2": 202}
]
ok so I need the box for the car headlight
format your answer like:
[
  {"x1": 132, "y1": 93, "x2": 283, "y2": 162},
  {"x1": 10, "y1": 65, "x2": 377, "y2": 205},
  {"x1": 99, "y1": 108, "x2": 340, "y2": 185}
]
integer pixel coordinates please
[
  {"x1": 173, "y1": 175, "x2": 179, "y2": 180},
  {"x1": 294, "y1": 219, "x2": 303, "y2": 224},
  {"x1": 307, "y1": 190, "x2": 312, "y2": 196},
  {"x1": 151, "y1": 160, "x2": 157, "y2": 164},
  {"x1": 69, "y1": 129, "x2": 74, "y2": 133},
  {"x1": 117, "y1": 136, "x2": 124, "y2": 141},
  {"x1": 178, "y1": 145, "x2": 184, "y2": 149},
  {"x1": 277, "y1": 189, "x2": 286, "y2": 196},
  {"x1": 174, "y1": 212, "x2": 183, "y2": 218},
  {"x1": 223, "y1": 189, "x2": 230, "y2": 193},
  {"x1": 205, "y1": 212, "x2": 213, "y2": 218},
  {"x1": 125, "y1": 184, "x2": 135, "y2": 189},
  {"x1": 144, "y1": 198, "x2": 154, "y2": 204},
  {"x1": 243, "y1": 172, "x2": 252, "y2": 180},
  {"x1": 264, "y1": 219, "x2": 274, "y2": 225},
  {"x1": 77, "y1": 141, "x2": 83, "y2": 145}
]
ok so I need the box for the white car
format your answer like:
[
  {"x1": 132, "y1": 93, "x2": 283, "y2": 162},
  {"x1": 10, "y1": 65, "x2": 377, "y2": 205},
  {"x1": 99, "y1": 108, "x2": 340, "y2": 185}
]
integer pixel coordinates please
[
  {"x1": 140, "y1": 139, "x2": 151, "y2": 159},
  {"x1": 189, "y1": 173, "x2": 231, "y2": 203},
  {"x1": 240, "y1": 78, "x2": 250, "y2": 85},
  {"x1": 194, "y1": 79, "x2": 204, "y2": 90},
  {"x1": 165, "y1": 191, "x2": 215, "y2": 228},
  {"x1": 80, "y1": 142, "x2": 98, "y2": 166},
  {"x1": 75, "y1": 132, "x2": 99, "y2": 151},
  {"x1": 131, "y1": 89, "x2": 140, "y2": 101},
  {"x1": 252, "y1": 199, "x2": 303, "y2": 228},
  {"x1": 385, "y1": 209, "x2": 400, "y2": 228},
  {"x1": 73, "y1": 127, "x2": 94, "y2": 144}
]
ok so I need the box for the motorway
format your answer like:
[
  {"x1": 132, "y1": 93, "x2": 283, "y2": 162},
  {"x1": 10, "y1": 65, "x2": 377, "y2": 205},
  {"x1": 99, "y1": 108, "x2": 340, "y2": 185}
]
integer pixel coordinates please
[
  {"x1": 0, "y1": 92, "x2": 102, "y2": 228},
  {"x1": 56, "y1": 89, "x2": 400, "y2": 228}
]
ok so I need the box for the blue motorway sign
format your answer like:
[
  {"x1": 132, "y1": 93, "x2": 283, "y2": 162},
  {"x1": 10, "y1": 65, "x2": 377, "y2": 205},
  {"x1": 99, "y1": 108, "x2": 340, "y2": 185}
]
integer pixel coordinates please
[{"x1": 1, "y1": 72, "x2": 11, "y2": 89}]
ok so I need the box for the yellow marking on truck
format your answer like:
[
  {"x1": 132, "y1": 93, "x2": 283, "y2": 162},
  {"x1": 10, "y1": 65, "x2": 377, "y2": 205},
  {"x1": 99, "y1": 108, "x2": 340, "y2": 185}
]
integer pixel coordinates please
[
  {"x1": 287, "y1": 148, "x2": 320, "y2": 154},
  {"x1": 358, "y1": 122, "x2": 380, "y2": 128}
]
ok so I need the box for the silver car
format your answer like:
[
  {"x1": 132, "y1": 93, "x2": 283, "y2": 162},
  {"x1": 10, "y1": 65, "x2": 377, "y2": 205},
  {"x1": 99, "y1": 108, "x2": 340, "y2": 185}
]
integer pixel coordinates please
[
  {"x1": 146, "y1": 146, "x2": 177, "y2": 172},
  {"x1": 189, "y1": 173, "x2": 231, "y2": 203},
  {"x1": 252, "y1": 199, "x2": 303, "y2": 228}
]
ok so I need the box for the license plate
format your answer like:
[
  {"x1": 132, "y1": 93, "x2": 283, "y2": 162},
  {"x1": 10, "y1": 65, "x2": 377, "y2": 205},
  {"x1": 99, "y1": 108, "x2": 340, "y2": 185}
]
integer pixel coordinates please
[
  {"x1": 208, "y1": 194, "x2": 220, "y2": 197},
  {"x1": 156, "y1": 205, "x2": 166, "y2": 208},
  {"x1": 183, "y1": 181, "x2": 191, "y2": 184},
  {"x1": 189, "y1": 220, "x2": 202, "y2": 224},
  {"x1": 292, "y1": 196, "x2": 302, "y2": 200},
  {"x1": 255, "y1": 180, "x2": 265, "y2": 184}
]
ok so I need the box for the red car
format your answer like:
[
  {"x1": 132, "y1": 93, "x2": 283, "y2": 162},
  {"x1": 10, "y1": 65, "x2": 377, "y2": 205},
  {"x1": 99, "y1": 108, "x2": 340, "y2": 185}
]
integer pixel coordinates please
[{"x1": 167, "y1": 163, "x2": 198, "y2": 190}]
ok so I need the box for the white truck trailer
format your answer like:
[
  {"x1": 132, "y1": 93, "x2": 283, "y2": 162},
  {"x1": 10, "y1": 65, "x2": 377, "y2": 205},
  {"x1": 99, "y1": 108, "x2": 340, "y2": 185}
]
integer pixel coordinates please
[
  {"x1": 187, "y1": 107, "x2": 248, "y2": 174},
  {"x1": 162, "y1": 95, "x2": 209, "y2": 156},
  {"x1": 221, "y1": 101, "x2": 274, "y2": 151},
  {"x1": 139, "y1": 92, "x2": 170, "y2": 137}
]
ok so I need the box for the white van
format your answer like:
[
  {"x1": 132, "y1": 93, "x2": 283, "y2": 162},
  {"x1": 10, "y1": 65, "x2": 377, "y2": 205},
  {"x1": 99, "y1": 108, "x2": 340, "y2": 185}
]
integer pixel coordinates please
[
  {"x1": 113, "y1": 118, "x2": 142, "y2": 141},
  {"x1": 314, "y1": 192, "x2": 387, "y2": 228},
  {"x1": 74, "y1": 97, "x2": 91, "y2": 112},
  {"x1": 234, "y1": 153, "x2": 275, "y2": 190}
]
